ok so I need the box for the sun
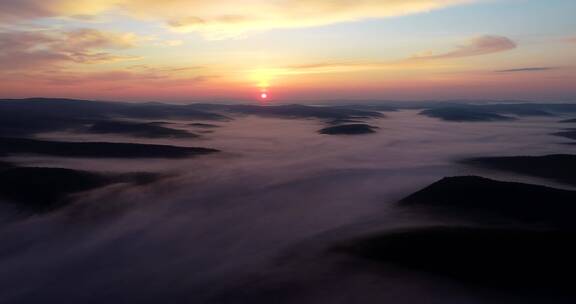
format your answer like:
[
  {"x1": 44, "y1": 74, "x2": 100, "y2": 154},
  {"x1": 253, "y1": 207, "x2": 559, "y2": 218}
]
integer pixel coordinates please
[{"x1": 250, "y1": 68, "x2": 282, "y2": 102}]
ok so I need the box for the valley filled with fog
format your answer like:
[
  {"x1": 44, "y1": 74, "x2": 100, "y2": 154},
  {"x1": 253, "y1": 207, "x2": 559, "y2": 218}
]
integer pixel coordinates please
[{"x1": 1, "y1": 100, "x2": 576, "y2": 303}]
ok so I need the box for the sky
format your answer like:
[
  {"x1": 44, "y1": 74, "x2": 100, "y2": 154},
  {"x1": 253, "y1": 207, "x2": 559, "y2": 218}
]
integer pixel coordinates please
[{"x1": 0, "y1": 0, "x2": 575, "y2": 103}]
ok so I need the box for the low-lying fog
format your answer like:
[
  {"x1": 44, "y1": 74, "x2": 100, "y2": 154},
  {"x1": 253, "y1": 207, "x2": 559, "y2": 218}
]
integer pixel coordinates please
[{"x1": 0, "y1": 110, "x2": 572, "y2": 303}]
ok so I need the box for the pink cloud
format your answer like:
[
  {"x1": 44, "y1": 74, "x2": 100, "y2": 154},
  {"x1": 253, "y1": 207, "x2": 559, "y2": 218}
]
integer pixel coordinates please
[
  {"x1": 0, "y1": 28, "x2": 140, "y2": 70},
  {"x1": 411, "y1": 35, "x2": 517, "y2": 60}
]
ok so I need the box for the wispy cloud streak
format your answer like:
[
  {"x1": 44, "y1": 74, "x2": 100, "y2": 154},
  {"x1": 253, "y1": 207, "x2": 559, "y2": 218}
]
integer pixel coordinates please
[
  {"x1": 0, "y1": 28, "x2": 141, "y2": 69},
  {"x1": 410, "y1": 35, "x2": 517, "y2": 60},
  {"x1": 497, "y1": 67, "x2": 556, "y2": 73},
  {"x1": 0, "y1": 0, "x2": 476, "y2": 37}
]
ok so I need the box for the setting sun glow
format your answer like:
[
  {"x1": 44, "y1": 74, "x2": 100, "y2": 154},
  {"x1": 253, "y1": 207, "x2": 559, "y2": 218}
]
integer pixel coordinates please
[{"x1": 0, "y1": 1, "x2": 573, "y2": 102}]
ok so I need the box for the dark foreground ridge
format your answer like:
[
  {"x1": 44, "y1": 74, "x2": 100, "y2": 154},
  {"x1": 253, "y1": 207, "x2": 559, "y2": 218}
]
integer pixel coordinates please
[
  {"x1": 319, "y1": 124, "x2": 378, "y2": 135},
  {"x1": 337, "y1": 226, "x2": 576, "y2": 289},
  {"x1": 0, "y1": 137, "x2": 219, "y2": 158},
  {"x1": 552, "y1": 129, "x2": 576, "y2": 141},
  {"x1": 400, "y1": 176, "x2": 576, "y2": 227},
  {"x1": 87, "y1": 120, "x2": 198, "y2": 138},
  {"x1": 335, "y1": 176, "x2": 576, "y2": 292},
  {"x1": 462, "y1": 154, "x2": 576, "y2": 186},
  {"x1": 0, "y1": 161, "x2": 14, "y2": 169},
  {"x1": 0, "y1": 166, "x2": 160, "y2": 213}
]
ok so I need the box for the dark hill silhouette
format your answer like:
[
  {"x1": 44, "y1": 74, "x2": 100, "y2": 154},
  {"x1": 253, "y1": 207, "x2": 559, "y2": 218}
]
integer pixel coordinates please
[
  {"x1": 326, "y1": 118, "x2": 365, "y2": 125},
  {"x1": 0, "y1": 98, "x2": 228, "y2": 120},
  {"x1": 331, "y1": 104, "x2": 398, "y2": 112},
  {"x1": 0, "y1": 98, "x2": 228, "y2": 136},
  {"x1": 335, "y1": 176, "x2": 576, "y2": 292},
  {"x1": 552, "y1": 129, "x2": 576, "y2": 140},
  {"x1": 337, "y1": 226, "x2": 576, "y2": 290},
  {"x1": 88, "y1": 121, "x2": 198, "y2": 138},
  {"x1": 415, "y1": 103, "x2": 576, "y2": 122},
  {"x1": 462, "y1": 154, "x2": 576, "y2": 186},
  {"x1": 0, "y1": 137, "x2": 218, "y2": 158},
  {"x1": 0, "y1": 166, "x2": 161, "y2": 213},
  {"x1": 471, "y1": 104, "x2": 554, "y2": 116},
  {"x1": 421, "y1": 103, "x2": 571, "y2": 115},
  {"x1": 319, "y1": 124, "x2": 378, "y2": 135},
  {"x1": 400, "y1": 176, "x2": 576, "y2": 228},
  {"x1": 420, "y1": 107, "x2": 515, "y2": 122},
  {"x1": 188, "y1": 123, "x2": 220, "y2": 128},
  {"x1": 186, "y1": 103, "x2": 384, "y2": 120},
  {"x1": 0, "y1": 99, "x2": 387, "y2": 136},
  {"x1": 0, "y1": 161, "x2": 14, "y2": 169}
]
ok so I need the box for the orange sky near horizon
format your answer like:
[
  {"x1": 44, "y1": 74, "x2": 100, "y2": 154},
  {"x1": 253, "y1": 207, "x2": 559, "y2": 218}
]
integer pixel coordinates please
[{"x1": 0, "y1": 0, "x2": 575, "y2": 102}]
